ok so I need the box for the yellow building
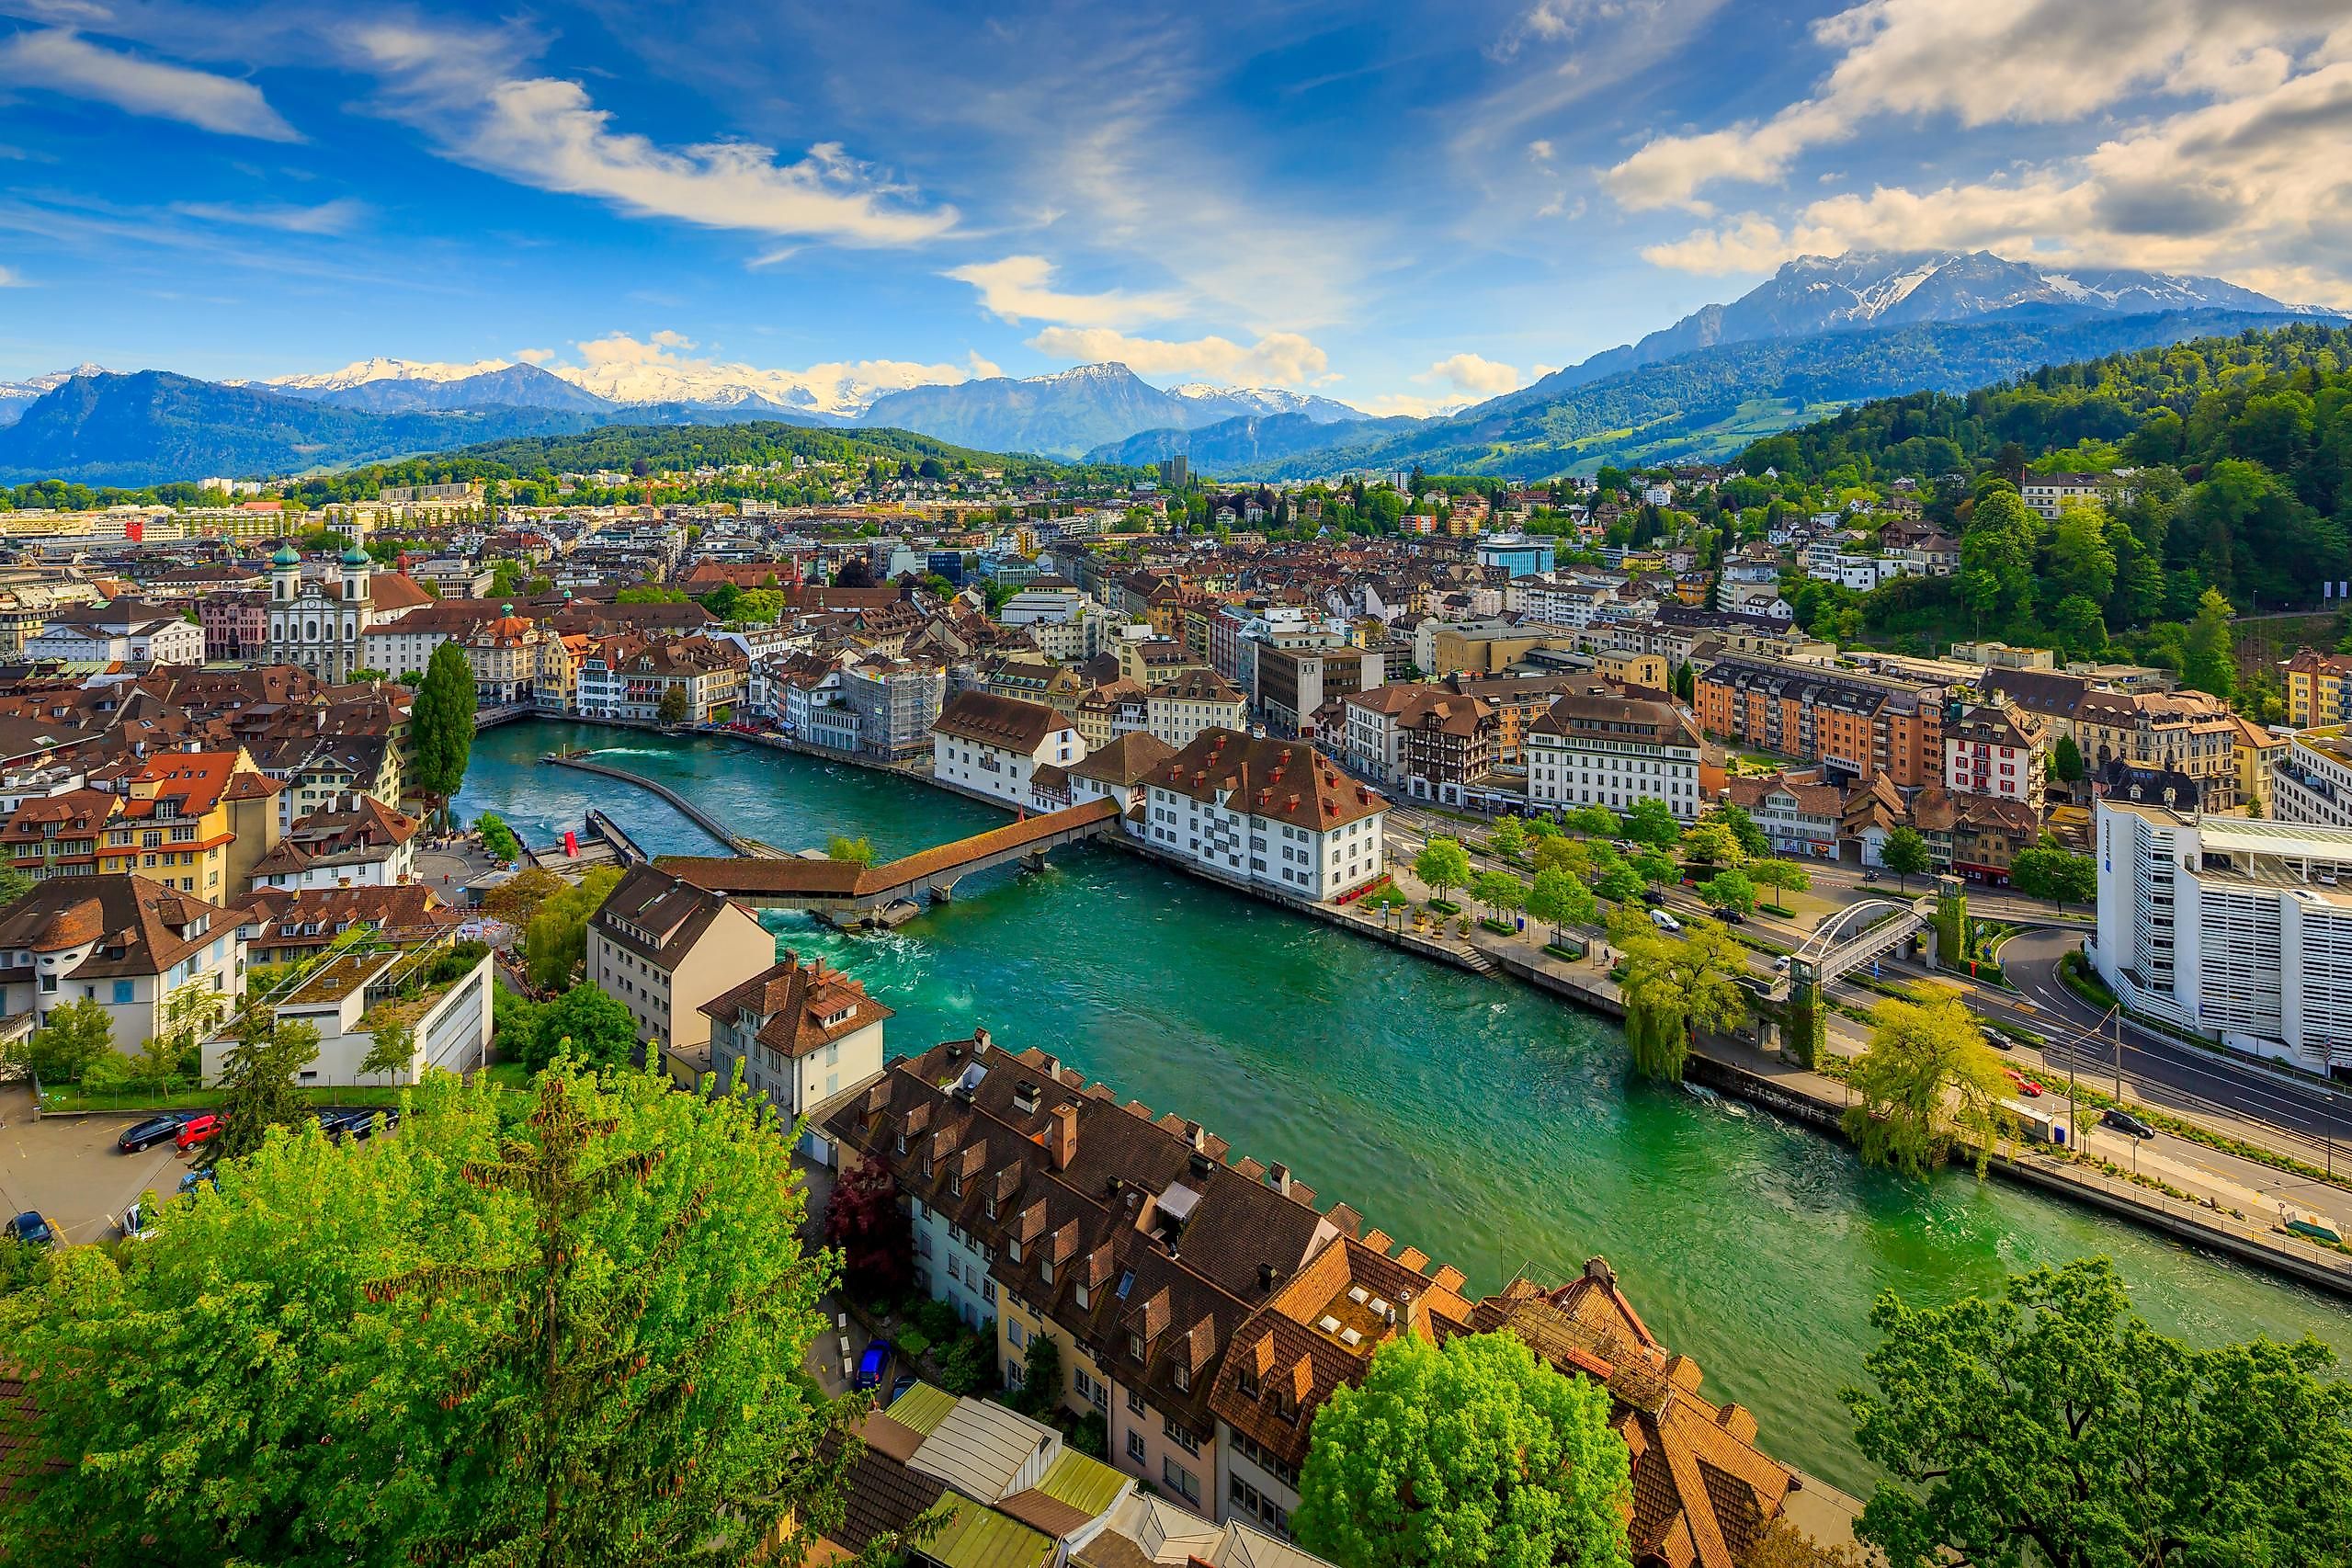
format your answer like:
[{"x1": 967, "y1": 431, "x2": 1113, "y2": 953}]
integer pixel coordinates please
[
  {"x1": 2285, "y1": 649, "x2": 2352, "y2": 729},
  {"x1": 1595, "y1": 649, "x2": 1671, "y2": 692}
]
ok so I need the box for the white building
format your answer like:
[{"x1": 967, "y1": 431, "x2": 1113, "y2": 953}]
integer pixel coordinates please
[
  {"x1": 1526, "y1": 689, "x2": 1705, "y2": 819},
  {"x1": 206, "y1": 945, "x2": 493, "y2": 1087},
  {"x1": 586, "y1": 866, "x2": 776, "y2": 1057},
  {"x1": 930, "y1": 690, "x2": 1084, "y2": 809},
  {"x1": 2272, "y1": 728, "x2": 2352, "y2": 831},
  {"x1": 1146, "y1": 669, "x2": 1249, "y2": 751},
  {"x1": 25, "y1": 603, "x2": 204, "y2": 666},
  {"x1": 1141, "y1": 729, "x2": 1386, "y2": 901},
  {"x1": 2090, "y1": 798, "x2": 2352, "y2": 1072},
  {"x1": 702, "y1": 951, "x2": 889, "y2": 1163},
  {"x1": 267, "y1": 543, "x2": 374, "y2": 683}
]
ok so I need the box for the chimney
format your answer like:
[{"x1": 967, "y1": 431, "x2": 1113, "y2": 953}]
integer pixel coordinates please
[
  {"x1": 1268, "y1": 1162, "x2": 1291, "y2": 1197},
  {"x1": 1046, "y1": 1102, "x2": 1078, "y2": 1171},
  {"x1": 972, "y1": 1024, "x2": 992, "y2": 1052},
  {"x1": 1038, "y1": 1051, "x2": 1061, "y2": 1082},
  {"x1": 1258, "y1": 1261, "x2": 1279, "y2": 1292}
]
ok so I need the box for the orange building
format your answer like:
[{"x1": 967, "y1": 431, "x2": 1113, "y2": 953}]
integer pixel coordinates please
[{"x1": 1695, "y1": 656, "x2": 1948, "y2": 788}]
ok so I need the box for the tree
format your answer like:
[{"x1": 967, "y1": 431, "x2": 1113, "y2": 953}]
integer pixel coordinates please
[
  {"x1": 1562, "y1": 806, "x2": 1619, "y2": 837},
  {"x1": 139, "y1": 981, "x2": 225, "y2": 1088},
  {"x1": 1414, "y1": 837, "x2": 1473, "y2": 904},
  {"x1": 1880, "y1": 827, "x2": 1931, "y2": 891},
  {"x1": 412, "y1": 641, "x2": 476, "y2": 824},
  {"x1": 656, "y1": 685, "x2": 691, "y2": 725},
  {"x1": 1746, "y1": 858, "x2": 1812, "y2": 915},
  {"x1": 1527, "y1": 869, "x2": 1596, "y2": 946},
  {"x1": 828, "y1": 834, "x2": 878, "y2": 869},
  {"x1": 1620, "y1": 796, "x2": 1682, "y2": 848},
  {"x1": 1471, "y1": 869, "x2": 1525, "y2": 924},
  {"x1": 483, "y1": 864, "x2": 568, "y2": 925},
  {"x1": 2007, "y1": 842, "x2": 2096, "y2": 910},
  {"x1": 822, "y1": 1154, "x2": 915, "y2": 1304},
  {"x1": 1613, "y1": 916, "x2": 1748, "y2": 1081},
  {"x1": 1699, "y1": 869, "x2": 1756, "y2": 915},
  {"x1": 9, "y1": 995, "x2": 114, "y2": 1084},
  {"x1": 475, "y1": 812, "x2": 521, "y2": 863},
  {"x1": 2182, "y1": 585, "x2": 2238, "y2": 700},
  {"x1": 1842, "y1": 987, "x2": 2012, "y2": 1179},
  {"x1": 204, "y1": 1011, "x2": 323, "y2": 1167},
  {"x1": 1594, "y1": 859, "x2": 1645, "y2": 905},
  {"x1": 1681, "y1": 819, "x2": 1746, "y2": 869},
  {"x1": 358, "y1": 1008, "x2": 418, "y2": 1082},
  {"x1": 0, "y1": 863, "x2": 32, "y2": 911},
  {"x1": 1291, "y1": 1332, "x2": 1631, "y2": 1568},
  {"x1": 522, "y1": 865, "x2": 621, "y2": 992},
  {"x1": 1844, "y1": 1258, "x2": 2352, "y2": 1568},
  {"x1": 2052, "y1": 733, "x2": 2085, "y2": 783},
  {"x1": 1486, "y1": 815, "x2": 1528, "y2": 862},
  {"x1": 1631, "y1": 848, "x2": 1679, "y2": 891},
  {"x1": 1532, "y1": 834, "x2": 1591, "y2": 880},
  {"x1": 1016, "y1": 1328, "x2": 1063, "y2": 1418},
  {"x1": 1710, "y1": 801, "x2": 1767, "y2": 858},
  {"x1": 0, "y1": 1063, "x2": 871, "y2": 1567},
  {"x1": 515, "y1": 983, "x2": 641, "y2": 1074}
]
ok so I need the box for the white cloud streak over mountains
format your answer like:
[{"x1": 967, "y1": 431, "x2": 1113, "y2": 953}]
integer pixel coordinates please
[{"x1": 0, "y1": 27, "x2": 300, "y2": 141}]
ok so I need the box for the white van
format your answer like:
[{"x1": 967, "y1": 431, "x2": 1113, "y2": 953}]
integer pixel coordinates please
[{"x1": 1650, "y1": 908, "x2": 1682, "y2": 934}]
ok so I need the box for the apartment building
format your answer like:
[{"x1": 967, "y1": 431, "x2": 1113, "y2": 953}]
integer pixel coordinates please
[
  {"x1": 703, "y1": 951, "x2": 889, "y2": 1150},
  {"x1": 2076, "y1": 688, "x2": 2243, "y2": 812},
  {"x1": 838, "y1": 659, "x2": 947, "y2": 760},
  {"x1": 26, "y1": 601, "x2": 204, "y2": 665},
  {"x1": 2274, "y1": 726, "x2": 2352, "y2": 830},
  {"x1": 1527, "y1": 690, "x2": 1705, "y2": 820},
  {"x1": 0, "y1": 874, "x2": 245, "y2": 1042},
  {"x1": 1142, "y1": 731, "x2": 1386, "y2": 901},
  {"x1": 1147, "y1": 670, "x2": 1249, "y2": 751},
  {"x1": 1249, "y1": 642, "x2": 1384, "y2": 739},
  {"x1": 0, "y1": 749, "x2": 279, "y2": 900},
  {"x1": 245, "y1": 794, "x2": 422, "y2": 892},
  {"x1": 1722, "y1": 773, "x2": 1845, "y2": 859},
  {"x1": 585, "y1": 866, "x2": 775, "y2": 1056},
  {"x1": 1943, "y1": 699, "x2": 2046, "y2": 810},
  {"x1": 2090, "y1": 799, "x2": 2352, "y2": 1071},
  {"x1": 575, "y1": 637, "x2": 749, "y2": 725},
  {"x1": 2020, "y1": 471, "x2": 2131, "y2": 520},
  {"x1": 2284, "y1": 648, "x2": 2352, "y2": 729},
  {"x1": 931, "y1": 691, "x2": 1085, "y2": 810},
  {"x1": 1695, "y1": 656, "x2": 1946, "y2": 787}
]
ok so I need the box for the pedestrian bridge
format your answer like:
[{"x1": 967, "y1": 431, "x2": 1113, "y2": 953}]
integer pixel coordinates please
[
  {"x1": 1798, "y1": 896, "x2": 1931, "y2": 985},
  {"x1": 657, "y1": 796, "x2": 1122, "y2": 917}
]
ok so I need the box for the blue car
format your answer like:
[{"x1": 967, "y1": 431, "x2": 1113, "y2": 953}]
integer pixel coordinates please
[
  {"x1": 855, "y1": 1339, "x2": 893, "y2": 1392},
  {"x1": 5, "y1": 1211, "x2": 54, "y2": 1247}
]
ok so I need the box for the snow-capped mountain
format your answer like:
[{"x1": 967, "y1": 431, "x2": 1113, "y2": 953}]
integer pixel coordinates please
[
  {"x1": 0, "y1": 364, "x2": 109, "y2": 427},
  {"x1": 268, "y1": 357, "x2": 516, "y2": 392},
  {"x1": 1165, "y1": 383, "x2": 1364, "y2": 423}
]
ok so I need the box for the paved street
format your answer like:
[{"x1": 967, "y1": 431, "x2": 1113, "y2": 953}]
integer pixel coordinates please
[{"x1": 0, "y1": 1085, "x2": 187, "y2": 1243}]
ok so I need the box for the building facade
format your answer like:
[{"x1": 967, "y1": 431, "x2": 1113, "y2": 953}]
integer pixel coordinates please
[
  {"x1": 1526, "y1": 689, "x2": 1704, "y2": 820},
  {"x1": 1141, "y1": 731, "x2": 1386, "y2": 901}
]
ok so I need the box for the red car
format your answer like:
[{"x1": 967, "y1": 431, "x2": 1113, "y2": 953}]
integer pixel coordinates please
[
  {"x1": 174, "y1": 1113, "x2": 221, "y2": 1150},
  {"x1": 2004, "y1": 1069, "x2": 2044, "y2": 1099}
]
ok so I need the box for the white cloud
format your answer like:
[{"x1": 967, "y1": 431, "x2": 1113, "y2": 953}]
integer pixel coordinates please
[
  {"x1": 1528, "y1": 139, "x2": 1555, "y2": 163},
  {"x1": 943, "y1": 255, "x2": 1183, "y2": 328},
  {"x1": 171, "y1": 198, "x2": 367, "y2": 234},
  {"x1": 1025, "y1": 326, "x2": 1332, "y2": 386},
  {"x1": 1607, "y1": 0, "x2": 2344, "y2": 211},
  {"x1": 0, "y1": 28, "x2": 299, "y2": 142},
  {"x1": 348, "y1": 24, "x2": 953, "y2": 248},
  {"x1": 0, "y1": 267, "x2": 24, "y2": 287},
  {"x1": 964, "y1": 349, "x2": 1005, "y2": 380},
  {"x1": 1416, "y1": 352, "x2": 1526, "y2": 396},
  {"x1": 515, "y1": 347, "x2": 556, "y2": 365}
]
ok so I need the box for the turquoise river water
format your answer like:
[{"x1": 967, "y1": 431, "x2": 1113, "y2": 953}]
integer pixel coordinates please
[{"x1": 455, "y1": 721, "x2": 2352, "y2": 1491}]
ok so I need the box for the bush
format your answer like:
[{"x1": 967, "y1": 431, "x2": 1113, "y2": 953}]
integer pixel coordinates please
[
  {"x1": 896, "y1": 1328, "x2": 933, "y2": 1358},
  {"x1": 912, "y1": 1297, "x2": 960, "y2": 1344},
  {"x1": 938, "y1": 1329, "x2": 994, "y2": 1396},
  {"x1": 1426, "y1": 898, "x2": 1460, "y2": 915},
  {"x1": 1069, "y1": 1409, "x2": 1108, "y2": 1460}
]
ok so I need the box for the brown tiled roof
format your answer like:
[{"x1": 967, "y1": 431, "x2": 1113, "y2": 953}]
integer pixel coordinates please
[
  {"x1": 1069, "y1": 732, "x2": 1176, "y2": 787},
  {"x1": 1152, "y1": 730, "x2": 1386, "y2": 832},
  {"x1": 933, "y1": 690, "x2": 1064, "y2": 753},
  {"x1": 699, "y1": 951, "x2": 892, "y2": 1060},
  {"x1": 591, "y1": 865, "x2": 747, "y2": 964},
  {"x1": 0, "y1": 874, "x2": 241, "y2": 978}
]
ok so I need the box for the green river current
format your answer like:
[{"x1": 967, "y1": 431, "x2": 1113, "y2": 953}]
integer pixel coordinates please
[{"x1": 455, "y1": 721, "x2": 2352, "y2": 1490}]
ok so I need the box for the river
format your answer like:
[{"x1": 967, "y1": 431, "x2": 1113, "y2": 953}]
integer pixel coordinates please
[{"x1": 456, "y1": 721, "x2": 2352, "y2": 1491}]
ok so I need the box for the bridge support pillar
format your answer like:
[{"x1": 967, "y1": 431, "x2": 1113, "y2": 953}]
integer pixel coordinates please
[
  {"x1": 926, "y1": 881, "x2": 958, "y2": 904},
  {"x1": 1785, "y1": 958, "x2": 1825, "y2": 1070},
  {"x1": 1932, "y1": 875, "x2": 1968, "y2": 971},
  {"x1": 1020, "y1": 850, "x2": 1048, "y2": 872}
]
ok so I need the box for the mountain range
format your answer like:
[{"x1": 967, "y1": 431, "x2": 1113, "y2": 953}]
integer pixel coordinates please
[{"x1": 0, "y1": 249, "x2": 2335, "y2": 485}]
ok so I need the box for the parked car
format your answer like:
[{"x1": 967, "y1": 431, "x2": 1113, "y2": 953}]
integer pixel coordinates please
[
  {"x1": 118, "y1": 1113, "x2": 188, "y2": 1153},
  {"x1": 889, "y1": 1372, "x2": 917, "y2": 1406},
  {"x1": 1649, "y1": 909, "x2": 1682, "y2": 934},
  {"x1": 176, "y1": 1168, "x2": 220, "y2": 1196},
  {"x1": 118, "y1": 1203, "x2": 156, "y2": 1240},
  {"x1": 2102, "y1": 1108, "x2": 2157, "y2": 1141},
  {"x1": 1640, "y1": 887, "x2": 1667, "y2": 905},
  {"x1": 1711, "y1": 907, "x2": 1746, "y2": 925},
  {"x1": 855, "y1": 1338, "x2": 894, "y2": 1392},
  {"x1": 5, "y1": 1211, "x2": 54, "y2": 1247},
  {"x1": 322, "y1": 1108, "x2": 384, "y2": 1142},
  {"x1": 1981, "y1": 1027, "x2": 2015, "y2": 1051},
  {"x1": 1772, "y1": 954, "x2": 1791, "y2": 971},
  {"x1": 2004, "y1": 1068, "x2": 2044, "y2": 1098},
  {"x1": 174, "y1": 1113, "x2": 221, "y2": 1150}
]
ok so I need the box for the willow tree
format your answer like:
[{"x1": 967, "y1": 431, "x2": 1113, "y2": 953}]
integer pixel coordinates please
[
  {"x1": 1843, "y1": 986, "x2": 2013, "y2": 1179},
  {"x1": 1612, "y1": 915, "x2": 1748, "y2": 1081}
]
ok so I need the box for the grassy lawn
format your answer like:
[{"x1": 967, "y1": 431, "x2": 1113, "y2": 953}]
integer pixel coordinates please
[{"x1": 38, "y1": 1083, "x2": 407, "y2": 1115}]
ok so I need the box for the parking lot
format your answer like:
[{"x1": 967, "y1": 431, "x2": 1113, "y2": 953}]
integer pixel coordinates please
[{"x1": 0, "y1": 1085, "x2": 192, "y2": 1244}]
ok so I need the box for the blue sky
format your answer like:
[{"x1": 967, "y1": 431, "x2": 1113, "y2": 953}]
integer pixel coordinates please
[{"x1": 3, "y1": 0, "x2": 2349, "y2": 410}]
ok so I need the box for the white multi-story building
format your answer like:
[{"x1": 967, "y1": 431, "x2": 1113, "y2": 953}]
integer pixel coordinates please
[
  {"x1": 930, "y1": 691, "x2": 1084, "y2": 809},
  {"x1": 25, "y1": 602, "x2": 204, "y2": 665},
  {"x1": 2272, "y1": 727, "x2": 2352, "y2": 831},
  {"x1": 1526, "y1": 690, "x2": 1705, "y2": 819},
  {"x1": 1944, "y1": 699, "x2": 2046, "y2": 809},
  {"x1": 1141, "y1": 730, "x2": 1386, "y2": 901},
  {"x1": 1146, "y1": 669, "x2": 1249, "y2": 751},
  {"x1": 2090, "y1": 798, "x2": 2352, "y2": 1072}
]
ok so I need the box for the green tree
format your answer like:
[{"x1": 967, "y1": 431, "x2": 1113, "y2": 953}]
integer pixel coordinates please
[
  {"x1": 1562, "y1": 805, "x2": 1619, "y2": 837},
  {"x1": 139, "y1": 982, "x2": 225, "y2": 1089},
  {"x1": 1681, "y1": 819, "x2": 1746, "y2": 869},
  {"x1": 2181, "y1": 585, "x2": 2238, "y2": 699},
  {"x1": 1471, "y1": 869, "x2": 1526, "y2": 924},
  {"x1": 1842, "y1": 987, "x2": 2012, "y2": 1180},
  {"x1": 522, "y1": 865, "x2": 623, "y2": 992},
  {"x1": 1527, "y1": 868, "x2": 1596, "y2": 945},
  {"x1": 1710, "y1": 801, "x2": 1767, "y2": 858},
  {"x1": 10, "y1": 995, "x2": 115, "y2": 1084},
  {"x1": 412, "y1": 641, "x2": 476, "y2": 824},
  {"x1": 1291, "y1": 1332, "x2": 1631, "y2": 1568},
  {"x1": 475, "y1": 812, "x2": 522, "y2": 862},
  {"x1": 1631, "y1": 848, "x2": 1679, "y2": 890},
  {"x1": 517, "y1": 983, "x2": 642, "y2": 1074},
  {"x1": 1613, "y1": 916, "x2": 1748, "y2": 1081},
  {"x1": 1844, "y1": 1257, "x2": 2352, "y2": 1568},
  {"x1": 1593, "y1": 858, "x2": 1645, "y2": 905},
  {"x1": 2052, "y1": 733, "x2": 2085, "y2": 783},
  {"x1": 1016, "y1": 1328, "x2": 1063, "y2": 1418},
  {"x1": 1746, "y1": 858, "x2": 1812, "y2": 915},
  {"x1": 1414, "y1": 837, "x2": 1473, "y2": 904},
  {"x1": 1699, "y1": 869, "x2": 1756, "y2": 915},
  {"x1": 656, "y1": 685, "x2": 691, "y2": 725},
  {"x1": 358, "y1": 1008, "x2": 418, "y2": 1082},
  {"x1": 1880, "y1": 827, "x2": 1930, "y2": 891},
  {"x1": 1532, "y1": 835, "x2": 1591, "y2": 881},
  {"x1": 1487, "y1": 815, "x2": 1528, "y2": 861},
  {"x1": 0, "y1": 862, "x2": 33, "y2": 911},
  {"x1": 205, "y1": 1011, "x2": 324, "y2": 1167},
  {"x1": 827, "y1": 834, "x2": 878, "y2": 869},
  {"x1": 0, "y1": 1065, "x2": 870, "y2": 1567},
  {"x1": 2007, "y1": 842, "x2": 2096, "y2": 910},
  {"x1": 1620, "y1": 796, "x2": 1682, "y2": 848}
]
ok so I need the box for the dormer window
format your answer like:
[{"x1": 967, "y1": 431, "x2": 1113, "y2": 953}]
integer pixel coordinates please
[
  {"x1": 1007, "y1": 1238, "x2": 1022, "y2": 1263},
  {"x1": 984, "y1": 1192, "x2": 998, "y2": 1220},
  {"x1": 1238, "y1": 1367, "x2": 1258, "y2": 1400},
  {"x1": 1129, "y1": 1331, "x2": 1145, "y2": 1362},
  {"x1": 949, "y1": 1171, "x2": 963, "y2": 1198},
  {"x1": 1172, "y1": 1364, "x2": 1189, "y2": 1392},
  {"x1": 893, "y1": 1131, "x2": 906, "y2": 1156},
  {"x1": 1075, "y1": 1281, "x2": 1090, "y2": 1309},
  {"x1": 1039, "y1": 1259, "x2": 1053, "y2": 1284}
]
